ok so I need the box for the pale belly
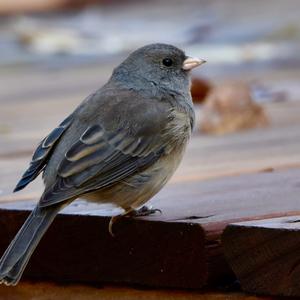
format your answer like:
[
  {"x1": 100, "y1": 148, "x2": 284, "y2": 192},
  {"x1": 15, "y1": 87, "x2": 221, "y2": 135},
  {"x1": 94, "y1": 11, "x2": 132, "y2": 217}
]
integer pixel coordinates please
[{"x1": 83, "y1": 140, "x2": 188, "y2": 212}]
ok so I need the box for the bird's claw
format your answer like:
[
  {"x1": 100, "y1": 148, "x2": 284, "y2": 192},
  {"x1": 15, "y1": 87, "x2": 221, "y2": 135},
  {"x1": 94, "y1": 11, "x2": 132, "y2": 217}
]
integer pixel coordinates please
[
  {"x1": 127, "y1": 205, "x2": 162, "y2": 217},
  {"x1": 108, "y1": 206, "x2": 162, "y2": 236}
]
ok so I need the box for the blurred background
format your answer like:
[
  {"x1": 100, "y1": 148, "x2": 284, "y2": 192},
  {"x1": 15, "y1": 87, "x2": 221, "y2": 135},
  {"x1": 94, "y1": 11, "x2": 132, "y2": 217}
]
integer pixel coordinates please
[
  {"x1": 0, "y1": 2, "x2": 300, "y2": 295},
  {"x1": 0, "y1": 0, "x2": 300, "y2": 204},
  {"x1": 1, "y1": 0, "x2": 300, "y2": 125}
]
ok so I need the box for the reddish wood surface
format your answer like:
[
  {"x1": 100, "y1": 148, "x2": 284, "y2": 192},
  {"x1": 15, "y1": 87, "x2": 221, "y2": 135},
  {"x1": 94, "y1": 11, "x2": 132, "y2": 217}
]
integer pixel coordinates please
[
  {"x1": 0, "y1": 206, "x2": 208, "y2": 288},
  {"x1": 1, "y1": 90, "x2": 300, "y2": 202},
  {"x1": 222, "y1": 216, "x2": 300, "y2": 297},
  {"x1": 0, "y1": 169, "x2": 299, "y2": 288},
  {"x1": 0, "y1": 282, "x2": 276, "y2": 300}
]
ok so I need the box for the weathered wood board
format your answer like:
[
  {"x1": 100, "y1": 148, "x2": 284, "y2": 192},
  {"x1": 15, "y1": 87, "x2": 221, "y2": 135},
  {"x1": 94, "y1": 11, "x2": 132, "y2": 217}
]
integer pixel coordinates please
[
  {"x1": 0, "y1": 282, "x2": 275, "y2": 300},
  {"x1": 0, "y1": 168, "x2": 299, "y2": 288},
  {"x1": 222, "y1": 216, "x2": 300, "y2": 297},
  {"x1": 1, "y1": 103, "x2": 300, "y2": 203}
]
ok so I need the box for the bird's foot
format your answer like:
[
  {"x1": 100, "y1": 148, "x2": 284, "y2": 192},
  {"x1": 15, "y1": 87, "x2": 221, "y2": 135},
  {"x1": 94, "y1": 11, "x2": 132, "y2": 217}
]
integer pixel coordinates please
[
  {"x1": 126, "y1": 205, "x2": 162, "y2": 217},
  {"x1": 108, "y1": 206, "x2": 162, "y2": 236}
]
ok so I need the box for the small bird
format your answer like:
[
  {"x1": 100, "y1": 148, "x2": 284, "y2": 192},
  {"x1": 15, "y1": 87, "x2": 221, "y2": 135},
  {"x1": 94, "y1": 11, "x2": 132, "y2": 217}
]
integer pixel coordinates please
[{"x1": 0, "y1": 43, "x2": 205, "y2": 285}]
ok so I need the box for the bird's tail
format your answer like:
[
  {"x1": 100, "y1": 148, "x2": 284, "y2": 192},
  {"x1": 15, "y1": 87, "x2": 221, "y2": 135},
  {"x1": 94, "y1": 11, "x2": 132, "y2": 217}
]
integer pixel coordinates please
[{"x1": 0, "y1": 205, "x2": 60, "y2": 285}]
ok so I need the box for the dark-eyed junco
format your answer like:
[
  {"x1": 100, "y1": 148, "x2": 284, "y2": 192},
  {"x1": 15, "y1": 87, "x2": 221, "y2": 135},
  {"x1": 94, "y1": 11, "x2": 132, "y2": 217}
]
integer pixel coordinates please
[{"x1": 0, "y1": 43, "x2": 205, "y2": 285}]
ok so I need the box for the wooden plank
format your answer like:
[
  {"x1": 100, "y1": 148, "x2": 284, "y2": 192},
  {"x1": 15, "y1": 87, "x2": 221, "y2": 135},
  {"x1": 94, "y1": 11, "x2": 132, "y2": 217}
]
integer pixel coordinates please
[
  {"x1": 1, "y1": 62, "x2": 300, "y2": 200},
  {"x1": 0, "y1": 207, "x2": 208, "y2": 289},
  {"x1": 0, "y1": 282, "x2": 273, "y2": 300},
  {"x1": 0, "y1": 168, "x2": 299, "y2": 288},
  {"x1": 222, "y1": 216, "x2": 300, "y2": 297},
  {"x1": 1, "y1": 108, "x2": 300, "y2": 202}
]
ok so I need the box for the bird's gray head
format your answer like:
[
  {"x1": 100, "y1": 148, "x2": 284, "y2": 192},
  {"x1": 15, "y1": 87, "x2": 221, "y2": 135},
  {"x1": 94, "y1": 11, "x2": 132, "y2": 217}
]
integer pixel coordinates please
[{"x1": 110, "y1": 43, "x2": 205, "y2": 97}]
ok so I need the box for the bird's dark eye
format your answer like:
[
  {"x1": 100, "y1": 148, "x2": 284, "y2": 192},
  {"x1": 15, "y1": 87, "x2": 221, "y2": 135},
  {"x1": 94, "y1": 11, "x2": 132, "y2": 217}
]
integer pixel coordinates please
[{"x1": 162, "y1": 58, "x2": 173, "y2": 67}]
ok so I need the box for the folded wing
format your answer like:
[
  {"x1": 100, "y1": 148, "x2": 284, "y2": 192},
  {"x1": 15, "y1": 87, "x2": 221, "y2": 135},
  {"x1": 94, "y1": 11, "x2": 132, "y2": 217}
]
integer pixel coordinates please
[
  {"x1": 39, "y1": 123, "x2": 165, "y2": 207},
  {"x1": 14, "y1": 115, "x2": 73, "y2": 192}
]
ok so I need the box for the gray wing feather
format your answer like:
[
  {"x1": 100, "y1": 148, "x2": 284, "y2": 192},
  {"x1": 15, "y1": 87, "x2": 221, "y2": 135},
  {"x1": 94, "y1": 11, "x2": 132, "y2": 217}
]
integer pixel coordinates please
[
  {"x1": 14, "y1": 115, "x2": 73, "y2": 192},
  {"x1": 39, "y1": 124, "x2": 164, "y2": 207}
]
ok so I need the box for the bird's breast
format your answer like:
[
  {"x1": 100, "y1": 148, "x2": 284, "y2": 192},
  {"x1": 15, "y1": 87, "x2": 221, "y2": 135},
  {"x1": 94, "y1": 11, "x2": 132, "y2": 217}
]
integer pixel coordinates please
[{"x1": 164, "y1": 108, "x2": 192, "y2": 154}]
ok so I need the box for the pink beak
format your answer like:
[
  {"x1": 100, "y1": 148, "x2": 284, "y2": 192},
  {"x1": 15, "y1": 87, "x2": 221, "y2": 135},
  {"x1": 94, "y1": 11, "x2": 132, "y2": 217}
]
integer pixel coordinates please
[{"x1": 182, "y1": 57, "x2": 206, "y2": 71}]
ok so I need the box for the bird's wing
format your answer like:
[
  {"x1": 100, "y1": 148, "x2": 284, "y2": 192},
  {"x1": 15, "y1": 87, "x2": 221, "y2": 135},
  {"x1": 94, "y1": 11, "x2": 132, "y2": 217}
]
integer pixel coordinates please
[
  {"x1": 39, "y1": 123, "x2": 165, "y2": 207},
  {"x1": 14, "y1": 115, "x2": 73, "y2": 192}
]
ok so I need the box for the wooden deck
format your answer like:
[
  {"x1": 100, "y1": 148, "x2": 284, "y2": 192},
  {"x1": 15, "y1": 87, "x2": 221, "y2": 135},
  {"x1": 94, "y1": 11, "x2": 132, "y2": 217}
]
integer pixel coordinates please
[
  {"x1": 223, "y1": 215, "x2": 300, "y2": 297},
  {"x1": 0, "y1": 64, "x2": 299, "y2": 298},
  {"x1": 0, "y1": 283, "x2": 275, "y2": 300}
]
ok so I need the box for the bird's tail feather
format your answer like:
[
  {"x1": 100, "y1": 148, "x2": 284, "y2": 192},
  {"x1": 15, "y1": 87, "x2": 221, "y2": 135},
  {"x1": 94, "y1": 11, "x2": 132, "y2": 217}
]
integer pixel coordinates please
[{"x1": 0, "y1": 205, "x2": 60, "y2": 285}]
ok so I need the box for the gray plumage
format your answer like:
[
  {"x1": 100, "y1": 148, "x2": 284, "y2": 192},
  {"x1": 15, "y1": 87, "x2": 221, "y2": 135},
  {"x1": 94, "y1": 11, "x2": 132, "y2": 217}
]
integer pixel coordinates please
[{"x1": 0, "y1": 43, "x2": 204, "y2": 285}]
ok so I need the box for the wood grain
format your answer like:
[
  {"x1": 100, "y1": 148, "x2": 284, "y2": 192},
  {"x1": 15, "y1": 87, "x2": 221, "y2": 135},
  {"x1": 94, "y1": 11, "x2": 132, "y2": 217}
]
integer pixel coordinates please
[
  {"x1": 222, "y1": 216, "x2": 300, "y2": 297},
  {"x1": 0, "y1": 168, "x2": 299, "y2": 288},
  {"x1": 0, "y1": 282, "x2": 274, "y2": 300},
  {"x1": 1, "y1": 103, "x2": 300, "y2": 203}
]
